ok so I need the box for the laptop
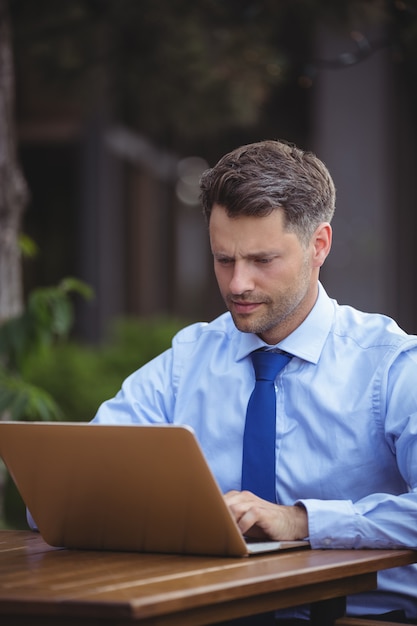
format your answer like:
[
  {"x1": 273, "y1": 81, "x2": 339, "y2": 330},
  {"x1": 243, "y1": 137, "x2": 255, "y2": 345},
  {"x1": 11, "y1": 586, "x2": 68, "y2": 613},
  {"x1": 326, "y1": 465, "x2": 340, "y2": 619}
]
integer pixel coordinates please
[{"x1": 0, "y1": 421, "x2": 309, "y2": 557}]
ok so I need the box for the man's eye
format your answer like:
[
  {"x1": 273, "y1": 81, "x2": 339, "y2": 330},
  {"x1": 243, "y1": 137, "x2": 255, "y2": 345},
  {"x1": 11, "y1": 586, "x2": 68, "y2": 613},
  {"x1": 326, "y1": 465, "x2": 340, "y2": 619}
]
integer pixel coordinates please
[
  {"x1": 256, "y1": 257, "x2": 272, "y2": 264},
  {"x1": 217, "y1": 257, "x2": 233, "y2": 265}
]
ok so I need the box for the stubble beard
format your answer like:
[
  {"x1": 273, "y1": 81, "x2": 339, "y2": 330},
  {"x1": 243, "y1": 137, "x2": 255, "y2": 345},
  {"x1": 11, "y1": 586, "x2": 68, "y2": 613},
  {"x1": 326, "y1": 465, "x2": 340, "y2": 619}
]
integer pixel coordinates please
[
  {"x1": 226, "y1": 274, "x2": 312, "y2": 342},
  {"x1": 228, "y1": 298, "x2": 293, "y2": 339}
]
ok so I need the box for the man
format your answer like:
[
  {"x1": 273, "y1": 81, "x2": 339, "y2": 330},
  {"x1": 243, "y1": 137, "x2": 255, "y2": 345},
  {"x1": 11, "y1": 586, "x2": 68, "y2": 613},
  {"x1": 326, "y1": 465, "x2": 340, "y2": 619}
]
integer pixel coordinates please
[{"x1": 93, "y1": 140, "x2": 417, "y2": 623}]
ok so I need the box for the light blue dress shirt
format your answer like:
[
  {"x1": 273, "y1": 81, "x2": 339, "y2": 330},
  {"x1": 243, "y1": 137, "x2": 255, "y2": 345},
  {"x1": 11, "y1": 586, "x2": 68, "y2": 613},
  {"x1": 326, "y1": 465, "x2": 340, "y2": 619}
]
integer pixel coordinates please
[{"x1": 93, "y1": 283, "x2": 417, "y2": 619}]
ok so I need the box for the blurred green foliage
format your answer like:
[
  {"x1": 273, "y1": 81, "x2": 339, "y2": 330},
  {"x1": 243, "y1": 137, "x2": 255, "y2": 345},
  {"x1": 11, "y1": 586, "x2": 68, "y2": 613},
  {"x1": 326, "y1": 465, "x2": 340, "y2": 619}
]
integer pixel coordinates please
[
  {"x1": 0, "y1": 278, "x2": 93, "y2": 421},
  {"x1": 23, "y1": 316, "x2": 186, "y2": 422}
]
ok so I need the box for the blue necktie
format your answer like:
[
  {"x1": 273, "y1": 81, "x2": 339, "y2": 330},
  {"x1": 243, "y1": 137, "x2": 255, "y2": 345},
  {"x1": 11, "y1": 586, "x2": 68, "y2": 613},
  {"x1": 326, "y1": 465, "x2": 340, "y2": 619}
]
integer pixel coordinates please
[{"x1": 241, "y1": 350, "x2": 291, "y2": 502}]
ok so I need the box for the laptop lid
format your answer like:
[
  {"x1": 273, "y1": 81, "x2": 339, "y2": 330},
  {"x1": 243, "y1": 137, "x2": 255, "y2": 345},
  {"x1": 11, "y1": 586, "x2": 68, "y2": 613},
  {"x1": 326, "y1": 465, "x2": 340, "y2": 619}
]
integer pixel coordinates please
[{"x1": 0, "y1": 422, "x2": 308, "y2": 557}]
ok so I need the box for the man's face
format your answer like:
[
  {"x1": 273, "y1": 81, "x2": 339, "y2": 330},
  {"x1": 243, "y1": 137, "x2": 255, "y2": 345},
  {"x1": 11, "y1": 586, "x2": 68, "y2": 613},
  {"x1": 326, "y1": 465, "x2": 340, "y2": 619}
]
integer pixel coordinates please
[{"x1": 209, "y1": 203, "x2": 326, "y2": 344}]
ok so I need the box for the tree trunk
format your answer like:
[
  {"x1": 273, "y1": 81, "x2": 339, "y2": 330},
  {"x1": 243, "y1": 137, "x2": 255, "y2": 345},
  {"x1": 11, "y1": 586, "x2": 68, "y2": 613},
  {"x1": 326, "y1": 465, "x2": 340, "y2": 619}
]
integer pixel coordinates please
[{"x1": 0, "y1": 0, "x2": 29, "y2": 324}]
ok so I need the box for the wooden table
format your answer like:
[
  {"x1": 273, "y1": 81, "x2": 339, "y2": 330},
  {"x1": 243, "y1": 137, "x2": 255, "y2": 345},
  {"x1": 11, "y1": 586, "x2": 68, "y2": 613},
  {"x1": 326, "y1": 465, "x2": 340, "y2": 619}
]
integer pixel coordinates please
[{"x1": 0, "y1": 531, "x2": 416, "y2": 626}]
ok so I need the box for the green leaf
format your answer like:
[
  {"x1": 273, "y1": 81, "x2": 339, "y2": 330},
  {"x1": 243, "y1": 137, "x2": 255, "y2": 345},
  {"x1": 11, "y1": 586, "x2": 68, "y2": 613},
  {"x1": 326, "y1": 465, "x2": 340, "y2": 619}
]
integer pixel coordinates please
[
  {"x1": 0, "y1": 276, "x2": 93, "y2": 420},
  {"x1": 59, "y1": 277, "x2": 94, "y2": 300},
  {"x1": 0, "y1": 372, "x2": 63, "y2": 422},
  {"x1": 18, "y1": 234, "x2": 38, "y2": 259}
]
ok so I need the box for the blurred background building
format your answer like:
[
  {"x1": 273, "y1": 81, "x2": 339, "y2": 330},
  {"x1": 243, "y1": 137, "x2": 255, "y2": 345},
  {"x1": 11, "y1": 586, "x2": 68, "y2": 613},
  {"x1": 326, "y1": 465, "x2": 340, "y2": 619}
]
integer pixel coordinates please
[{"x1": 10, "y1": 0, "x2": 417, "y2": 341}]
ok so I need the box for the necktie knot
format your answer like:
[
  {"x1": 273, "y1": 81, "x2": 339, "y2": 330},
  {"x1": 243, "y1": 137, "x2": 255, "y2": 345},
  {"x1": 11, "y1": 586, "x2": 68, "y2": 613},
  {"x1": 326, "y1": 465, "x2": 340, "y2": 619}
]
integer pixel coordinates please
[{"x1": 251, "y1": 350, "x2": 291, "y2": 382}]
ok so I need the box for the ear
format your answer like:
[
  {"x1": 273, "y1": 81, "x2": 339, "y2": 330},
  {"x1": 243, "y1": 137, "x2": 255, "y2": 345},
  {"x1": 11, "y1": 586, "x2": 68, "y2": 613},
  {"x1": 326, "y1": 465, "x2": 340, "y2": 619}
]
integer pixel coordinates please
[{"x1": 312, "y1": 222, "x2": 332, "y2": 268}]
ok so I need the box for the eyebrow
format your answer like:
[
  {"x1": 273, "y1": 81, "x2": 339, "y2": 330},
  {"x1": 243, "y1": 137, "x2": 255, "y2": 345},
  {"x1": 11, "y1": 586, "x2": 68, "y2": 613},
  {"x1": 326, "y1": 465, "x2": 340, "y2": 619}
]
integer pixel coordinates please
[{"x1": 213, "y1": 251, "x2": 281, "y2": 259}]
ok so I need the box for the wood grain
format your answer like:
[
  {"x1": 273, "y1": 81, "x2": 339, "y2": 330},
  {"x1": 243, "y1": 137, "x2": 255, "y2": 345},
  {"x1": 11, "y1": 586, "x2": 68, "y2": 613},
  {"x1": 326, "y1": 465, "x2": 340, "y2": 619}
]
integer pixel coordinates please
[{"x1": 0, "y1": 531, "x2": 415, "y2": 625}]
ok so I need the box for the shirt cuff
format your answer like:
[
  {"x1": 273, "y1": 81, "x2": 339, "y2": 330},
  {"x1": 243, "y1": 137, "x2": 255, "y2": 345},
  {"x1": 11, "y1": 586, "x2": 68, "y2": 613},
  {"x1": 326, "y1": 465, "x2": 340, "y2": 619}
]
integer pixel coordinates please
[{"x1": 296, "y1": 498, "x2": 358, "y2": 548}]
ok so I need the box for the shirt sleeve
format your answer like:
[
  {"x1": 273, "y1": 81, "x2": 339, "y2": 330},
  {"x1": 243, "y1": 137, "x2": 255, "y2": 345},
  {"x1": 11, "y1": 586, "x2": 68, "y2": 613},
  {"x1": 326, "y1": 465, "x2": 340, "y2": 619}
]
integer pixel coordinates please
[
  {"x1": 92, "y1": 348, "x2": 175, "y2": 424},
  {"x1": 299, "y1": 491, "x2": 417, "y2": 549},
  {"x1": 298, "y1": 348, "x2": 417, "y2": 550}
]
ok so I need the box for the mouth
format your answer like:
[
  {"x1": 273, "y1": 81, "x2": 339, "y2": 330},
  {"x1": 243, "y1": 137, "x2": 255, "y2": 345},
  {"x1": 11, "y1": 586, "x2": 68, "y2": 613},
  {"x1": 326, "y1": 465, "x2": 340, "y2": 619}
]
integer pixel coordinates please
[{"x1": 229, "y1": 299, "x2": 263, "y2": 315}]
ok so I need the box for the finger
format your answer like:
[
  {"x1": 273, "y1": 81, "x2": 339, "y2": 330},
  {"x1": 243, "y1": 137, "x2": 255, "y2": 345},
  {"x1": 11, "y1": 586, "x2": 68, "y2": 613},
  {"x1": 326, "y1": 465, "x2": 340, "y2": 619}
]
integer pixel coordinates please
[
  {"x1": 234, "y1": 505, "x2": 270, "y2": 537},
  {"x1": 223, "y1": 490, "x2": 241, "y2": 503},
  {"x1": 224, "y1": 490, "x2": 263, "y2": 508}
]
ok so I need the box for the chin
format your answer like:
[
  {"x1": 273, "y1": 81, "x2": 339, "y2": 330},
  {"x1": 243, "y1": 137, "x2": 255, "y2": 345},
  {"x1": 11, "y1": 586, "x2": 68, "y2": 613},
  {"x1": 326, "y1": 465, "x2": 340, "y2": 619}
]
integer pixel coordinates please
[
  {"x1": 233, "y1": 317, "x2": 264, "y2": 336},
  {"x1": 230, "y1": 316, "x2": 253, "y2": 334}
]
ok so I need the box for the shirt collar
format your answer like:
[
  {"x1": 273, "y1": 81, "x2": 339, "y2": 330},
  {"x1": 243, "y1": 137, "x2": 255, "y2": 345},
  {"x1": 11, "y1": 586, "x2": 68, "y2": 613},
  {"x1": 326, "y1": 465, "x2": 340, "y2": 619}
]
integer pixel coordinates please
[{"x1": 235, "y1": 282, "x2": 334, "y2": 364}]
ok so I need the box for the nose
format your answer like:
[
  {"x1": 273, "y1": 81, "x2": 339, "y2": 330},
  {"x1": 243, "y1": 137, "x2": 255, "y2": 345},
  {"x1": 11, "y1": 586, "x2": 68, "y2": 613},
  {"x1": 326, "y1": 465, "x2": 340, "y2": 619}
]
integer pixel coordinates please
[{"x1": 229, "y1": 261, "x2": 254, "y2": 295}]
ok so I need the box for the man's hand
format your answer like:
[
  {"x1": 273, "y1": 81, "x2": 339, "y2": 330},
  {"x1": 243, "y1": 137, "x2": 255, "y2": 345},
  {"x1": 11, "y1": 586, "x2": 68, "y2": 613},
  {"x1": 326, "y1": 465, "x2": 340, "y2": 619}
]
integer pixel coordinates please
[{"x1": 224, "y1": 490, "x2": 308, "y2": 541}]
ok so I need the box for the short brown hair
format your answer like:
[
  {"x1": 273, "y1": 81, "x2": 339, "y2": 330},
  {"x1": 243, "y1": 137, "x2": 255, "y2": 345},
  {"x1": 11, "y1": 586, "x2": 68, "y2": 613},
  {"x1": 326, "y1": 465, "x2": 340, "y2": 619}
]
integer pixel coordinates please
[{"x1": 199, "y1": 139, "x2": 336, "y2": 244}]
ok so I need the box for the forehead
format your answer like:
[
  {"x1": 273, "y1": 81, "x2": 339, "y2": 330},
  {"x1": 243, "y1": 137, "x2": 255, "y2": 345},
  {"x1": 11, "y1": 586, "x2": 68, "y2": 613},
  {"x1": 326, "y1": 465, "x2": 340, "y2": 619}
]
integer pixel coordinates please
[{"x1": 209, "y1": 204, "x2": 294, "y2": 250}]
